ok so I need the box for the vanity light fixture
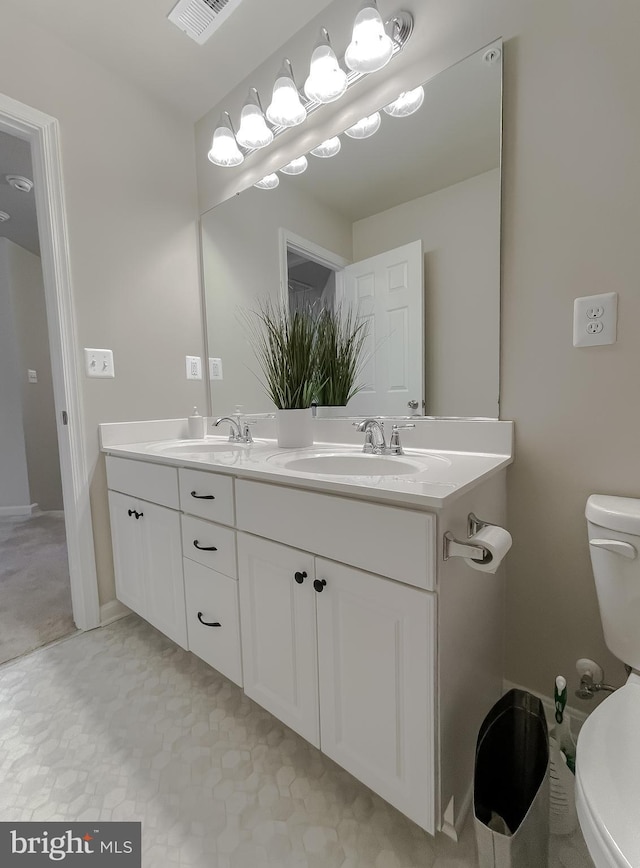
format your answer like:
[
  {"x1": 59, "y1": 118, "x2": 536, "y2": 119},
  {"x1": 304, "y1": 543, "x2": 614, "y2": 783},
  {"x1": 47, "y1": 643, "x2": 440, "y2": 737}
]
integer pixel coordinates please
[
  {"x1": 0, "y1": 211, "x2": 10, "y2": 222},
  {"x1": 253, "y1": 173, "x2": 280, "y2": 190},
  {"x1": 266, "y1": 60, "x2": 307, "y2": 128},
  {"x1": 279, "y1": 156, "x2": 308, "y2": 175},
  {"x1": 304, "y1": 29, "x2": 348, "y2": 104},
  {"x1": 236, "y1": 89, "x2": 273, "y2": 149},
  {"x1": 208, "y1": 112, "x2": 244, "y2": 167},
  {"x1": 345, "y1": 0, "x2": 394, "y2": 74},
  {"x1": 383, "y1": 85, "x2": 425, "y2": 118},
  {"x1": 310, "y1": 136, "x2": 342, "y2": 158},
  {"x1": 344, "y1": 112, "x2": 381, "y2": 139},
  {"x1": 6, "y1": 174, "x2": 34, "y2": 192}
]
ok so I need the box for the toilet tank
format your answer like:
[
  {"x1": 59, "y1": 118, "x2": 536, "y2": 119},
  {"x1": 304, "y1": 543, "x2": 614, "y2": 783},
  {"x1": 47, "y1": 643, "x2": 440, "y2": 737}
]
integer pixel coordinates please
[{"x1": 586, "y1": 495, "x2": 640, "y2": 670}]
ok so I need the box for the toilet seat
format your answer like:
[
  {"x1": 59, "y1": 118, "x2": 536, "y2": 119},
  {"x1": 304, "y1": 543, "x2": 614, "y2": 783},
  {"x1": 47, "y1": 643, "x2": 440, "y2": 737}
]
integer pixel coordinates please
[{"x1": 575, "y1": 676, "x2": 640, "y2": 868}]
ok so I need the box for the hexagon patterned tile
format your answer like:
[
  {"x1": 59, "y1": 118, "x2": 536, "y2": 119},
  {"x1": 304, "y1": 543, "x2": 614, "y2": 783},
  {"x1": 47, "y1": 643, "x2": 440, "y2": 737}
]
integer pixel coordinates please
[{"x1": 0, "y1": 615, "x2": 593, "y2": 867}]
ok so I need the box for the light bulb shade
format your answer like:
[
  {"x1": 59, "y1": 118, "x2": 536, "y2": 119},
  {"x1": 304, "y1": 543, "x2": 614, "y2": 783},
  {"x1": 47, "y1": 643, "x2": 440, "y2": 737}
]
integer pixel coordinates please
[
  {"x1": 236, "y1": 102, "x2": 273, "y2": 149},
  {"x1": 254, "y1": 173, "x2": 280, "y2": 190},
  {"x1": 344, "y1": 112, "x2": 381, "y2": 139},
  {"x1": 207, "y1": 123, "x2": 244, "y2": 167},
  {"x1": 345, "y1": 2, "x2": 394, "y2": 73},
  {"x1": 383, "y1": 86, "x2": 425, "y2": 118},
  {"x1": 304, "y1": 40, "x2": 348, "y2": 104},
  {"x1": 266, "y1": 75, "x2": 307, "y2": 127},
  {"x1": 310, "y1": 137, "x2": 342, "y2": 158},
  {"x1": 280, "y1": 156, "x2": 308, "y2": 175}
]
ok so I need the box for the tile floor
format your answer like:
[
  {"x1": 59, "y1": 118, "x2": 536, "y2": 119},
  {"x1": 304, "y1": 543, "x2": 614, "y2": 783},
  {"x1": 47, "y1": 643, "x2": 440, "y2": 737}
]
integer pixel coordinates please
[{"x1": 0, "y1": 615, "x2": 594, "y2": 867}]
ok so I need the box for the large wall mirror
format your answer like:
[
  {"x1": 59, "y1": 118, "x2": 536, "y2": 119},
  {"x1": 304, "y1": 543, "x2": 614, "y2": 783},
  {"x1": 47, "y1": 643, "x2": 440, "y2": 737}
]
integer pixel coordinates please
[{"x1": 201, "y1": 41, "x2": 502, "y2": 419}]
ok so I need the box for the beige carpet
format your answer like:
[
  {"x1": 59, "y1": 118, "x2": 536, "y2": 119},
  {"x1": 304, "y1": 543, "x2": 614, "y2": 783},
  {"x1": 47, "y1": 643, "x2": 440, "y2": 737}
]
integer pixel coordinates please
[{"x1": 0, "y1": 511, "x2": 76, "y2": 665}]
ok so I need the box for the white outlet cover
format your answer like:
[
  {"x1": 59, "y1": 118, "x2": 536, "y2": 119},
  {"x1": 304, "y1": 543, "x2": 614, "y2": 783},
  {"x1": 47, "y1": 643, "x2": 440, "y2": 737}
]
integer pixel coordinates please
[
  {"x1": 186, "y1": 355, "x2": 202, "y2": 380},
  {"x1": 209, "y1": 357, "x2": 223, "y2": 380},
  {"x1": 27, "y1": 369, "x2": 38, "y2": 383},
  {"x1": 85, "y1": 348, "x2": 115, "y2": 378},
  {"x1": 573, "y1": 292, "x2": 618, "y2": 347}
]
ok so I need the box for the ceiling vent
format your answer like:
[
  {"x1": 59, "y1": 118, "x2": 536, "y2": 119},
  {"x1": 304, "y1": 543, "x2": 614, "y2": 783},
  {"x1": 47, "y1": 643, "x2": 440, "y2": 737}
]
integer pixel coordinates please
[{"x1": 168, "y1": 0, "x2": 244, "y2": 45}]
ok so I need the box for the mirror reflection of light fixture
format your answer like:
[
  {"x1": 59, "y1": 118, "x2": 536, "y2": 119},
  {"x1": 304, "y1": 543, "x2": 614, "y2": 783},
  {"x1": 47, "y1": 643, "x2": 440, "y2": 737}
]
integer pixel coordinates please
[
  {"x1": 344, "y1": 112, "x2": 381, "y2": 139},
  {"x1": 0, "y1": 211, "x2": 10, "y2": 222},
  {"x1": 310, "y1": 137, "x2": 342, "y2": 158},
  {"x1": 266, "y1": 60, "x2": 307, "y2": 128},
  {"x1": 236, "y1": 89, "x2": 274, "y2": 149},
  {"x1": 383, "y1": 85, "x2": 425, "y2": 117},
  {"x1": 280, "y1": 156, "x2": 308, "y2": 175},
  {"x1": 304, "y1": 29, "x2": 348, "y2": 104},
  {"x1": 208, "y1": 112, "x2": 244, "y2": 167},
  {"x1": 345, "y1": 1, "x2": 394, "y2": 74},
  {"x1": 254, "y1": 173, "x2": 280, "y2": 190},
  {"x1": 6, "y1": 175, "x2": 34, "y2": 192}
]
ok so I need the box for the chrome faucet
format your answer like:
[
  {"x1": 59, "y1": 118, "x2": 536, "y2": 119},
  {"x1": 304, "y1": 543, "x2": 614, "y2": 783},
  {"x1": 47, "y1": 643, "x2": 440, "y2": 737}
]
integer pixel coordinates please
[
  {"x1": 214, "y1": 415, "x2": 253, "y2": 443},
  {"x1": 354, "y1": 419, "x2": 415, "y2": 455}
]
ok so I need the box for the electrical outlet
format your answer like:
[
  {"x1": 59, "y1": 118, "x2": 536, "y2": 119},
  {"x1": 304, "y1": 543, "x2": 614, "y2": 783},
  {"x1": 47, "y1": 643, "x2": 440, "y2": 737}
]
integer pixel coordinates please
[
  {"x1": 186, "y1": 355, "x2": 202, "y2": 380},
  {"x1": 27, "y1": 369, "x2": 38, "y2": 384},
  {"x1": 573, "y1": 292, "x2": 617, "y2": 347},
  {"x1": 209, "y1": 357, "x2": 223, "y2": 380},
  {"x1": 85, "y1": 348, "x2": 115, "y2": 378}
]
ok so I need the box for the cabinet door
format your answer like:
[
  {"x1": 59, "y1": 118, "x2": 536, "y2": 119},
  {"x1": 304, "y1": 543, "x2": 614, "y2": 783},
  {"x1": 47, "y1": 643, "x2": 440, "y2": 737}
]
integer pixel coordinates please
[
  {"x1": 316, "y1": 559, "x2": 436, "y2": 833},
  {"x1": 140, "y1": 500, "x2": 187, "y2": 650},
  {"x1": 237, "y1": 534, "x2": 319, "y2": 746},
  {"x1": 108, "y1": 491, "x2": 146, "y2": 616}
]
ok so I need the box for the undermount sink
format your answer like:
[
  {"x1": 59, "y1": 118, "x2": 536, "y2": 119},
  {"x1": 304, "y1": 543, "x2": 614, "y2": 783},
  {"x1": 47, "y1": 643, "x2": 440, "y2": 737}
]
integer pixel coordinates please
[{"x1": 267, "y1": 451, "x2": 431, "y2": 477}]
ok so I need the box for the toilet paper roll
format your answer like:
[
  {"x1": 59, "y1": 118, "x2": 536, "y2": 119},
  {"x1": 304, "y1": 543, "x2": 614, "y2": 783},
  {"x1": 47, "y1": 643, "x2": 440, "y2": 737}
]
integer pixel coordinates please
[{"x1": 463, "y1": 525, "x2": 512, "y2": 573}]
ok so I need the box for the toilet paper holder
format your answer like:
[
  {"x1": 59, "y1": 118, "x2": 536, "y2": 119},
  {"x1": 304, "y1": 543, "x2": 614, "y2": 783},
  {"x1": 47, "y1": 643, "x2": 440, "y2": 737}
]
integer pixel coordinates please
[{"x1": 443, "y1": 513, "x2": 495, "y2": 561}]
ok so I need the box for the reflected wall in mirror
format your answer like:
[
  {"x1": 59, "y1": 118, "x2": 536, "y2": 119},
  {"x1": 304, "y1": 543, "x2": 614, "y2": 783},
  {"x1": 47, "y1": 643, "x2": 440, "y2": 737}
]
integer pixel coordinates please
[{"x1": 201, "y1": 42, "x2": 502, "y2": 419}]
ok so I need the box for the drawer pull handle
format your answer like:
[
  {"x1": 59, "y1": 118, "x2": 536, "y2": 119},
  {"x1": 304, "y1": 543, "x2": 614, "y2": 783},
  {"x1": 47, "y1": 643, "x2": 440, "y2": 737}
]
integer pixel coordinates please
[
  {"x1": 193, "y1": 540, "x2": 218, "y2": 551},
  {"x1": 197, "y1": 612, "x2": 221, "y2": 627},
  {"x1": 127, "y1": 509, "x2": 143, "y2": 519},
  {"x1": 313, "y1": 578, "x2": 327, "y2": 593},
  {"x1": 294, "y1": 571, "x2": 307, "y2": 584},
  {"x1": 191, "y1": 491, "x2": 215, "y2": 500}
]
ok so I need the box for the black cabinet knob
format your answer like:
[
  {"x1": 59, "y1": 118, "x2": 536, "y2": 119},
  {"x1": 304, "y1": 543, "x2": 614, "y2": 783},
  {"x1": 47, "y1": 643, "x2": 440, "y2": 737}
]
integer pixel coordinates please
[
  {"x1": 294, "y1": 571, "x2": 307, "y2": 584},
  {"x1": 127, "y1": 509, "x2": 143, "y2": 519},
  {"x1": 135, "y1": 511, "x2": 143, "y2": 519},
  {"x1": 313, "y1": 578, "x2": 327, "y2": 593},
  {"x1": 127, "y1": 509, "x2": 134, "y2": 517}
]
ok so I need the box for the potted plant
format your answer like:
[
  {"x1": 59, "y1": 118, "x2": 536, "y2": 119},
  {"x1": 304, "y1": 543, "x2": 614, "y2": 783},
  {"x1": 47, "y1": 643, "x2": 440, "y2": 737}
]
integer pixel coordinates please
[
  {"x1": 314, "y1": 304, "x2": 369, "y2": 415},
  {"x1": 243, "y1": 299, "x2": 320, "y2": 447}
]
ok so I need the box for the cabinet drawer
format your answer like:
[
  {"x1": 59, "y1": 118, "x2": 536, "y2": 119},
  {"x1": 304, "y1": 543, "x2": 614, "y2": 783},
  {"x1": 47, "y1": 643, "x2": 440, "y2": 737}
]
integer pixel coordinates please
[
  {"x1": 178, "y1": 468, "x2": 234, "y2": 525},
  {"x1": 106, "y1": 455, "x2": 179, "y2": 509},
  {"x1": 184, "y1": 560, "x2": 242, "y2": 687},
  {"x1": 181, "y1": 515, "x2": 237, "y2": 579},
  {"x1": 236, "y1": 480, "x2": 436, "y2": 590}
]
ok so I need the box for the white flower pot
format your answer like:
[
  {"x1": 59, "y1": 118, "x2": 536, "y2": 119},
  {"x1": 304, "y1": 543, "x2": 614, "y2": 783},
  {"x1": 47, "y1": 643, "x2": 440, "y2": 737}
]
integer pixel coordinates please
[
  {"x1": 314, "y1": 405, "x2": 348, "y2": 418},
  {"x1": 276, "y1": 408, "x2": 313, "y2": 448}
]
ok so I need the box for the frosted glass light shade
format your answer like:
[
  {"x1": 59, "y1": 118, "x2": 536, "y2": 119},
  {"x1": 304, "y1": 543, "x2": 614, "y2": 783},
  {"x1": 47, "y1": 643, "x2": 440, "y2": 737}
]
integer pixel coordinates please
[
  {"x1": 310, "y1": 137, "x2": 341, "y2": 158},
  {"x1": 304, "y1": 40, "x2": 348, "y2": 104},
  {"x1": 280, "y1": 156, "x2": 308, "y2": 175},
  {"x1": 236, "y1": 102, "x2": 273, "y2": 149},
  {"x1": 344, "y1": 112, "x2": 381, "y2": 139},
  {"x1": 383, "y1": 86, "x2": 425, "y2": 118},
  {"x1": 345, "y1": 2, "x2": 394, "y2": 74},
  {"x1": 208, "y1": 123, "x2": 244, "y2": 167},
  {"x1": 266, "y1": 75, "x2": 307, "y2": 127},
  {"x1": 254, "y1": 173, "x2": 280, "y2": 190}
]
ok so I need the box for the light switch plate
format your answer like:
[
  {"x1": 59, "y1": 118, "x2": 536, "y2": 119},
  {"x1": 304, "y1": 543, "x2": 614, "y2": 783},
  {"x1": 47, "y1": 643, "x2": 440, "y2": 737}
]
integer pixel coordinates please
[
  {"x1": 27, "y1": 369, "x2": 38, "y2": 383},
  {"x1": 573, "y1": 292, "x2": 618, "y2": 347},
  {"x1": 209, "y1": 357, "x2": 223, "y2": 380},
  {"x1": 186, "y1": 355, "x2": 202, "y2": 380},
  {"x1": 85, "y1": 348, "x2": 115, "y2": 378}
]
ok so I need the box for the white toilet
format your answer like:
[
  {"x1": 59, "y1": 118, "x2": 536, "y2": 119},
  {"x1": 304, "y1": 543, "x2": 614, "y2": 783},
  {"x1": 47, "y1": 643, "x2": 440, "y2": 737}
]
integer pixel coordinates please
[{"x1": 576, "y1": 494, "x2": 640, "y2": 868}]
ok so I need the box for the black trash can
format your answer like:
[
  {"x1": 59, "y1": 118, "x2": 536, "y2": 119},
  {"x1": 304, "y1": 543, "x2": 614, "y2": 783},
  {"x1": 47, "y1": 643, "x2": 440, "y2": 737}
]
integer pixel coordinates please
[{"x1": 473, "y1": 689, "x2": 550, "y2": 868}]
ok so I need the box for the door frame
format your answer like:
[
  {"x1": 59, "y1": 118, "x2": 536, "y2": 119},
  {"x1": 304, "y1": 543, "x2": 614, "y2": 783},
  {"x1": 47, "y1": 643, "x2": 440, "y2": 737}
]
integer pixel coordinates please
[
  {"x1": 0, "y1": 93, "x2": 100, "y2": 631},
  {"x1": 278, "y1": 228, "x2": 350, "y2": 310}
]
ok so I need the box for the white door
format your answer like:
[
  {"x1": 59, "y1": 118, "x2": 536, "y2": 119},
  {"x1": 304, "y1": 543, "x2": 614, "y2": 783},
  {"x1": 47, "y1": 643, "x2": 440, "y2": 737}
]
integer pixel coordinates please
[
  {"x1": 141, "y1": 501, "x2": 187, "y2": 650},
  {"x1": 340, "y1": 240, "x2": 423, "y2": 416},
  {"x1": 108, "y1": 491, "x2": 146, "y2": 617},
  {"x1": 315, "y1": 558, "x2": 436, "y2": 833},
  {"x1": 237, "y1": 534, "x2": 319, "y2": 746}
]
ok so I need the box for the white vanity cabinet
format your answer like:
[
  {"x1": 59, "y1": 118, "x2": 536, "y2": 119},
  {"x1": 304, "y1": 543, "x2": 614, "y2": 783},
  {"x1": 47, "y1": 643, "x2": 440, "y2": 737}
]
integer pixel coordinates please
[{"x1": 107, "y1": 479, "x2": 187, "y2": 650}]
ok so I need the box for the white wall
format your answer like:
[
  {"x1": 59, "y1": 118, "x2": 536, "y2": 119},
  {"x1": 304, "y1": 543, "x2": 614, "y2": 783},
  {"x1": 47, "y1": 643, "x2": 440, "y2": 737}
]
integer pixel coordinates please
[
  {"x1": 353, "y1": 170, "x2": 500, "y2": 418},
  {"x1": 196, "y1": 0, "x2": 640, "y2": 705},
  {"x1": 0, "y1": 239, "x2": 31, "y2": 513},
  {"x1": 1, "y1": 238, "x2": 62, "y2": 511},
  {"x1": 202, "y1": 183, "x2": 352, "y2": 416},
  {"x1": 0, "y1": 3, "x2": 205, "y2": 604}
]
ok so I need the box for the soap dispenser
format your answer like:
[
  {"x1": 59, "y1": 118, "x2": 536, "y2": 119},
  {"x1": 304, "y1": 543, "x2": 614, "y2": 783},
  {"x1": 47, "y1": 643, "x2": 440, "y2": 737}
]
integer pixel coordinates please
[{"x1": 188, "y1": 406, "x2": 205, "y2": 439}]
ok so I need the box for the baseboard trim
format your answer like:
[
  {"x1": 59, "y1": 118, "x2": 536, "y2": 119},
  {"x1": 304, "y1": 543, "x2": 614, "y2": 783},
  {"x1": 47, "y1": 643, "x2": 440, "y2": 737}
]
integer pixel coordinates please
[
  {"x1": 503, "y1": 679, "x2": 588, "y2": 737},
  {"x1": 100, "y1": 599, "x2": 131, "y2": 626},
  {"x1": 0, "y1": 503, "x2": 38, "y2": 517}
]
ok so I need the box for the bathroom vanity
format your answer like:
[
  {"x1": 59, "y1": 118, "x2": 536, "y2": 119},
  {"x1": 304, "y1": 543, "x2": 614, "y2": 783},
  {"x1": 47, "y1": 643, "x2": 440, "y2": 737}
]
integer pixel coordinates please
[{"x1": 100, "y1": 418, "x2": 512, "y2": 839}]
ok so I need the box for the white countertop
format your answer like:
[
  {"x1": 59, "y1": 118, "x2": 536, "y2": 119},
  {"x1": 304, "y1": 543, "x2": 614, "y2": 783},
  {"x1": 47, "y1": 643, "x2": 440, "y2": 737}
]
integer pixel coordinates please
[{"x1": 101, "y1": 433, "x2": 512, "y2": 510}]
